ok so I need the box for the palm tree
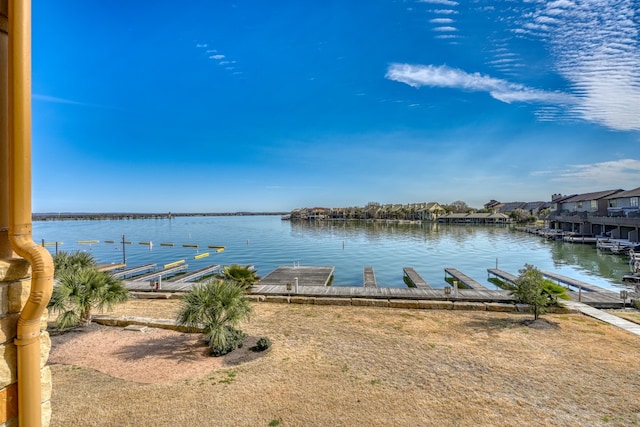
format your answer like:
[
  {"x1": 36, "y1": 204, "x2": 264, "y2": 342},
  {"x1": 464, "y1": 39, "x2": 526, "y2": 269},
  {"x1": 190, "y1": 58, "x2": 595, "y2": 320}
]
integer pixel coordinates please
[
  {"x1": 53, "y1": 250, "x2": 97, "y2": 277},
  {"x1": 217, "y1": 264, "x2": 260, "y2": 290},
  {"x1": 48, "y1": 267, "x2": 129, "y2": 329},
  {"x1": 176, "y1": 280, "x2": 252, "y2": 356}
]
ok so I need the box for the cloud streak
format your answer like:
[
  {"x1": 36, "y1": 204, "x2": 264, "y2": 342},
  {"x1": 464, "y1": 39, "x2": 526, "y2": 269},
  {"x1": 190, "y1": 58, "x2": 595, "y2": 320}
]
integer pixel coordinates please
[
  {"x1": 518, "y1": 0, "x2": 640, "y2": 131},
  {"x1": 552, "y1": 159, "x2": 640, "y2": 186},
  {"x1": 385, "y1": 63, "x2": 573, "y2": 105}
]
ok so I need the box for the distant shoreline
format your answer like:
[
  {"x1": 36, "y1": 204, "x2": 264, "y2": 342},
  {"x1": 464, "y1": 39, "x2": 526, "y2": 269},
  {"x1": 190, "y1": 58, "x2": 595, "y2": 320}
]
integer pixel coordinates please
[{"x1": 32, "y1": 212, "x2": 287, "y2": 221}]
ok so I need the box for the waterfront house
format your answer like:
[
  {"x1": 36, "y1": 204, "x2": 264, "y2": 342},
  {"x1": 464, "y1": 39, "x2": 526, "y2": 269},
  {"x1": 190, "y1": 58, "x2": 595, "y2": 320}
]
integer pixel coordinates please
[
  {"x1": 556, "y1": 189, "x2": 623, "y2": 217},
  {"x1": 607, "y1": 187, "x2": 640, "y2": 217},
  {"x1": 547, "y1": 189, "x2": 639, "y2": 241}
]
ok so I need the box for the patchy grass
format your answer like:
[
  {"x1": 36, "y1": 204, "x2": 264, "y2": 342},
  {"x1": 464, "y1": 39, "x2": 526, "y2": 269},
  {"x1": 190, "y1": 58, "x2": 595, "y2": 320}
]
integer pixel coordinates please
[{"x1": 50, "y1": 300, "x2": 640, "y2": 427}]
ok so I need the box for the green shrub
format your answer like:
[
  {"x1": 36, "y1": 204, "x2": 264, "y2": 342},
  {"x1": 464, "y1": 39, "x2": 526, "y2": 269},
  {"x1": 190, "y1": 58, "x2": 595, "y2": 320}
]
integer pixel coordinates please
[
  {"x1": 251, "y1": 336, "x2": 272, "y2": 352},
  {"x1": 208, "y1": 326, "x2": 246, "y2": 357}
]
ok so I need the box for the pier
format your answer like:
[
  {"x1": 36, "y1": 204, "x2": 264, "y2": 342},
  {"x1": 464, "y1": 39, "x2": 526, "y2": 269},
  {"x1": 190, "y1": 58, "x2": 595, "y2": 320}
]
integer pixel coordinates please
[
  {"x1": 486, "y1": 268, "x2": 518, "y2": 285},
  {"x1": 444, "y1": 268, "x2": 488, "y2": 290},
  {"x1": 168, "y1": 264, "x2": 221, "y2": 283},
  {"x1": 363, "y1": 267, "x2": 377, "y2": 287},
  {"x1": 111, "y1": 264, "x2": 157, "y2": 279},
  {"x1": 260, "y1": 266, "x2": 335, "y2": 287},
  {"x1": 487, "y1": 268, "x2": 624, "y2": 308},
  {"x1": 130, "y1": 264, "x2": 189, "y2": 282},
  {"x1": 402, "y1": 267, "x2": 430, "y2": 289}
]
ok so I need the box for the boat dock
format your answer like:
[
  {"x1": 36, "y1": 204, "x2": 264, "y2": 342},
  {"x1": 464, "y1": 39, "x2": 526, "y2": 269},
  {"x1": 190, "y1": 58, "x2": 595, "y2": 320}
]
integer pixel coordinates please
[
  {"x1": 363, "y1": 267, "x2": 377, "y2": 287},
  {"x1": 260, "y1": 266, "x2": 335, "y2": 287},
  {"x1": 403, "y1": 267, "x2": 430, "y2": 289},
  {"x1": 97, "y1": 263, "x2": 126, "y2": 272},
  {"x1": 487, "y1": 268, "x2": 624, "y2": 308},
  {"x1": 111, "y1": 264, "x2": 157, "y2": 279},
  {"x1": 168, "y1": 264, "x2": 220, "y2": 283},
  {"x1": 542, "y1": 271, "x2": 603, "y2": 293},
  {"x1": 444, "y1": 268, "x2": 488, "y2": 290},
  {"x1": 487, "y1": 268, "x2": 518, "y2": 284},
  {"x1": 130, "y1": 264, "x2": 189, "y2": 282}
]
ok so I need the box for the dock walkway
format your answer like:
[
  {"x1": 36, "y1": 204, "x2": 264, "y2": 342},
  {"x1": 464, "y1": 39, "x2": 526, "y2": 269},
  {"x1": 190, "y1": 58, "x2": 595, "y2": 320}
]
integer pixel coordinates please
[
  {"x1": 444, "y1": 268, "x2": 488, "y2": 290},
  {"x1": 363, "y1": 267, "x2": 377, "y2": 288},
  {"x1": 168, "y1": 264, "x2": 220, "y2": 284},
  {"x1": 260, "y1": 266, "x2": 335, "y2": 287},
  {"x1": 562, "y1": 301, "x2": 640, "y2": 337},
  {"x1": 487, "y1": 268, "x2": 518, "y2": 285},
  {"x1": 130, "y1": 264, "x2": 188, "y2": 282},
  {"x1": 402, "y1": 267, "x2": 430, "y2": 289},
  {"x1": 112, "y1": 264, "x2": 157, "y2": 279}
]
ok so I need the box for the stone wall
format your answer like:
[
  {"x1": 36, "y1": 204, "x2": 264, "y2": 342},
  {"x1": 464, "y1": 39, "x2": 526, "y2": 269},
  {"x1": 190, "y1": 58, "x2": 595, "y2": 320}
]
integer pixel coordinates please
[{"x1": 0, "y1": 259, "x2": 52, "y2": 427}]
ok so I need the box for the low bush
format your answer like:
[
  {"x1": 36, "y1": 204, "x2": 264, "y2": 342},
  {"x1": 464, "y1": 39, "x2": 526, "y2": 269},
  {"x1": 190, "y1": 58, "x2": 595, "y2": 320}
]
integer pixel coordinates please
[
  {"x1": 251, "y1": 336, "x2": 272, "y2": 352},
  {"x1": 208, "y1": 326, "x2": 246, "y2": 357}
]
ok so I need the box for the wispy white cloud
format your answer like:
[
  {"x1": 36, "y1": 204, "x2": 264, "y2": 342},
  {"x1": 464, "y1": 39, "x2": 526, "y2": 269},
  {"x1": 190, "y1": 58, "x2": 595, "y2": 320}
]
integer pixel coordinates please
[
  {"x1": 429, "y1": 18, "x2": 454, "y2": 24},
  {"x1": 385, "y1": 63, "x2": 573, "y2": 105},
  {"x1": 32, "y1": 94, "x2": 116, "y2": 110},
  {"x1": 210, "y1": 54, "x2": 225, "y2": 60},
  {"x1": 432, "y1": 9, "x2": 458, "y2": 15},
  {"x1": 196, "y1": 43, "x2": 208, "y2": 48},
  {"x1": 517, "y1": 0, "x2": 640, "y2": 131},
  {"x1": 433, "y1": 26, "x2": 457, "y2": 32},
  {"x1": 418, "y1": 0, "x2": 458, "y2": 5},
  {"x1": 552, "y1": 159, "x2": 640, "y2": 186}
]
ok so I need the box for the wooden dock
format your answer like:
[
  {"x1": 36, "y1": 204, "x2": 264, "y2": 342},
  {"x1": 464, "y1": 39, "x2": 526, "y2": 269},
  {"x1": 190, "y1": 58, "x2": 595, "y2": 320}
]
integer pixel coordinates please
[
  {"x1": 444, "y1": 268, "x2": 488, "y2": 290},
  {"x1": 487, "y1": 268, "x2": 518, "y2": 285},
  {"x1": 260, "y1": 266, "x2": 335, "y2": 287},
  {"x1": 402, "y1": 267, "x2": 430, "y2": 289},
  {"x1": 488, "y1": 268, "x2": 624, "y2": 308},
  {"x1": 542, "y1": 271, "x2": 605, "y2": 293},
  {"x1": 97, "y1": 263, "x2": 126, "y2": 272},
  {"x1": 363, "y1": 267, "x2": 377, "y2": 287},
  {"x1": 168, "y1": 264, "x2": 220, "y2": 283},
  {"x1": 111, "y1": 263, "x2": 157, "y2": 279},
  {"x1": 252, "y1": 283, "x2": 514, "y2": 302},
  {"x1": 130, "y1": 264, "x2": 188, "y2": 282}
]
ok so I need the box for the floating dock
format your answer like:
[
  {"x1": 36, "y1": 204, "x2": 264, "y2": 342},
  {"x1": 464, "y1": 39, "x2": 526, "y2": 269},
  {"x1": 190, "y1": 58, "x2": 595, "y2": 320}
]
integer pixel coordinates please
[
  {"x1": 111, "y1": 264, "x2": 157, "y2": 279},
  {"x1": 363, "y1": 267, "x2": 377, "y2": 287},
  {"x1": 403, "y1": 267, "x2": 430, "y2": 289},
  {"x1": 444, "y1": 268, "x2": 488, "y2": 290},
  {"x1": 168, "y1": 264, "x2": 221, "y2": 284},
  {"x1": 487, "y1": 268, "x2": 624, "y2": 308},
  {"x1": 130, "y1": 264, "x2": 188, "y2": 282},
  {"x1": 260, "y1": 266, "x2": 335, "y2": 287},
  {"x1": 97, "y1": 263, "x2": 127, "y2": 272},
  {"x1": 487, "y1": 268, "x2": 518, "y2": 285}
]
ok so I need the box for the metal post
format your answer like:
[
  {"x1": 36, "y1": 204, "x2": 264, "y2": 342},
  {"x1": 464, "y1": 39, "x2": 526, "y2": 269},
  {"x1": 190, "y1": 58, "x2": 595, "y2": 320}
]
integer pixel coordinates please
[
  {"x1": 578, "y1": 284, "x2": 582, "y2": 302},
  {"x1": 121, "y1": 233, "x2": 126, "y2": 264},
  {"x1": 295, "y1": 277, "x2": 298, "y2": 293}
]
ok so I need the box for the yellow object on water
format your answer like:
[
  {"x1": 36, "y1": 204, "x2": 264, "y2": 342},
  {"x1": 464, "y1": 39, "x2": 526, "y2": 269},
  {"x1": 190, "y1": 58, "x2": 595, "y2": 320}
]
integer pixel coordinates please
[
  {"x1": 216, "y1": 248, "x2": 225, "y2": 253},
  {"x1": 194, "y1": 252, "x2": 210, "y2": 259},
  {"x1": 77, "y1": 240, "x2": 99, "y2": 244},
  {"x1": 164, "y1": 259, "x2": 186, "y2": 268},
  {"x1": 43, "y1": 242, "x2": 63, "y2": 247}
]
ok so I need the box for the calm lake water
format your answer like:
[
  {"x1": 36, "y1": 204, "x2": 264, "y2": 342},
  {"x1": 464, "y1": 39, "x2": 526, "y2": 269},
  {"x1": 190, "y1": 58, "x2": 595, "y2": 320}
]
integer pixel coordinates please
[{"x1": 33, "y1": 215, "x2": 632, "y2": 291}]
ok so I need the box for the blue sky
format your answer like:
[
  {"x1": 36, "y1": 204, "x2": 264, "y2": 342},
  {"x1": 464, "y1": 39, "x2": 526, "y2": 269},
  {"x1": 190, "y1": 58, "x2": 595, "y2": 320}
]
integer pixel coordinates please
[{"x1": 32, "y1": 0, "x2": 640, "y2": 213}]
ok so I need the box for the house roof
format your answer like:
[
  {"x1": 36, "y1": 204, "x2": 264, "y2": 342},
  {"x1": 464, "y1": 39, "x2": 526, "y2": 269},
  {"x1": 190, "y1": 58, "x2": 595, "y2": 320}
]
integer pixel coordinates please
[
  {"x1": 499, "y1": 202, "x2": 526, "y2": 212},
  {"x1": 551, "y1": 194, "x2": 576, "y2": 204},
  {"x1": 522, "y1": 201, "x2": 549, "y2": 210},
  {"x1": 563, "y1": 189, "x2": 623, "y2": 203},
  {"x1": 607, "y1": 187, "x2": 640, "y2": 199}
]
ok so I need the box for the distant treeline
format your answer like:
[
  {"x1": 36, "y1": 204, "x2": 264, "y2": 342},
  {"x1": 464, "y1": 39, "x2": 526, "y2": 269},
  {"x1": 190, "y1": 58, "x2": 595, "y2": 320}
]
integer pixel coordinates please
[{"x1": 33, "y1": 212, "x2": 287, "y2": 221}]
